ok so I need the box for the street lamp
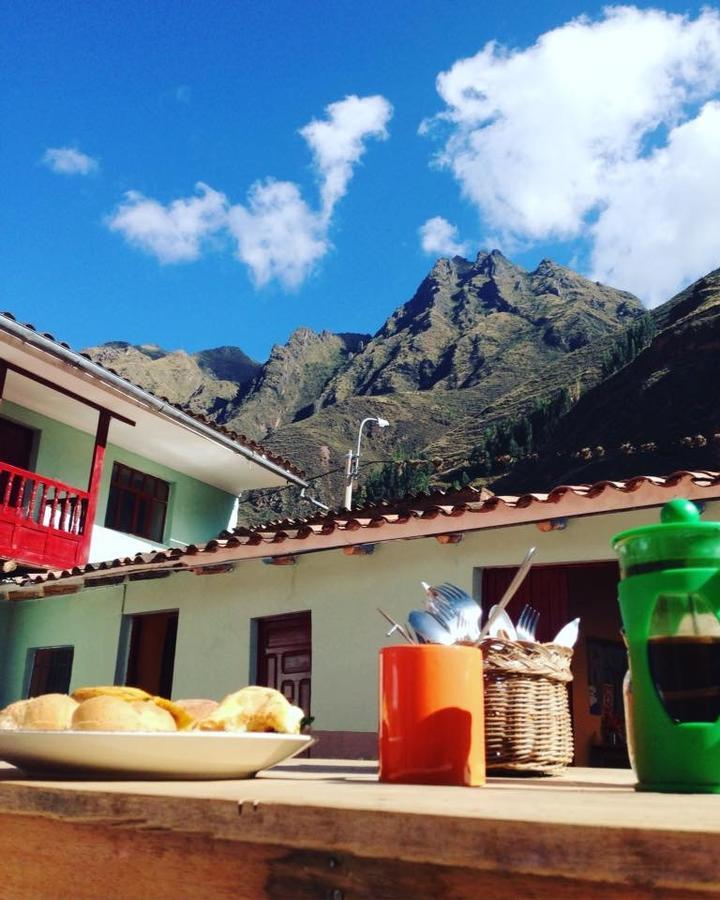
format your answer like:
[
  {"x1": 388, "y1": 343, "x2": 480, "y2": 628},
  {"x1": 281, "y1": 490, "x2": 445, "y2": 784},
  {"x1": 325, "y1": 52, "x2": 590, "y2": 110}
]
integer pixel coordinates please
[{"x1": 343, "y1": 417, "x2": 390, "y2": 510}]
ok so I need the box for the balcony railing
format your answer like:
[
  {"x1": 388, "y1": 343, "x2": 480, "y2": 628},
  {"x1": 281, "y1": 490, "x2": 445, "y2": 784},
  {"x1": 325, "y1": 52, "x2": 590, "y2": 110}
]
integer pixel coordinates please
[{"x1": 0, "y1": 462, "x2": 90, "y2": 570}]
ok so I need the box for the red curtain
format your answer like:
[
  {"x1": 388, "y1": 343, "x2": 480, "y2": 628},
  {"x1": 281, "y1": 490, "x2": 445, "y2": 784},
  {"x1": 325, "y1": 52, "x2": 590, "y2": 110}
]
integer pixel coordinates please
[{"x1": 481, "y1": 566, "x2": 569, "y2": 643}]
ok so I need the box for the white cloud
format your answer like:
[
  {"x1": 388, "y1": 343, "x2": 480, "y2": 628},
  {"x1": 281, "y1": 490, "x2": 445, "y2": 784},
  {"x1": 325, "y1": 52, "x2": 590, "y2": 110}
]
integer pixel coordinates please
[
  {"x1": 106, "y1": 182, "x2": 228, "y2": 263},
  {"x1": 42, "y1": 146, "x2": 98, "y2": 175},
  {"x1": 227, "y1": 179, "x2": 328, "y2": 288},
  {"x1": 108, "y1": 94, "x2": 392, "y2": 287},
  {"x1": 419, "y1": 216, "x2": 469, "y2": 257},
  {"x1": 591, "y1": 101, "x2": 720, "y2": 304},
  {"x1": 426, "y1": 7, "x2": 720, "y2": 303},
  {"x1": 300, "y1": 94, "x2": 393, "y2": 218}
]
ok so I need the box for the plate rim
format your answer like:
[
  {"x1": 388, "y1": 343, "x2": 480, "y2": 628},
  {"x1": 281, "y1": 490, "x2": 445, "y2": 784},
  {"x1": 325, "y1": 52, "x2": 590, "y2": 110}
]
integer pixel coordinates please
[
  {"x1": 0, "y1": 729, "x2": 315, "y2": 778},
  {"x1": 0, "y1": 730, "x2": 311, "y2": 740}
]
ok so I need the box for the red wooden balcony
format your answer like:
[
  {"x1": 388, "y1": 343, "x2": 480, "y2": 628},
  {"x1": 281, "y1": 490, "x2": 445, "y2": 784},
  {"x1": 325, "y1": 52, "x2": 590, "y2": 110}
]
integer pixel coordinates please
[{"x1": 0, "y1": 462, "x2": 91, "y2": 570}]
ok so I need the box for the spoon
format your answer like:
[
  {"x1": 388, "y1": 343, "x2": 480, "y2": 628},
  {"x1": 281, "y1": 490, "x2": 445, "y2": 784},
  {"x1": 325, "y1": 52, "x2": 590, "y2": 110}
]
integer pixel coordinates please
[
  {"x1": 552, "y1": 617, "x2": 580, "y2": 648},
  {"x1": 486, "y1": 605, "x2": 517, "y2": 640},
  {"x1": 477, "y1": 546, "x2": 537, "y2": 643},
  {"x1": 408, "y1": 609, "x2": 456, "y2": 645}
]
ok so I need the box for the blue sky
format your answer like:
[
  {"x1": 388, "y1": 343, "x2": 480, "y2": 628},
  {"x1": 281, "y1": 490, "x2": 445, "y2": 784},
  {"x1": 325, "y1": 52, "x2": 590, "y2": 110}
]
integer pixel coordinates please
[{"x1": 4, "y1": 1, "x2": 720, "y2": 361}]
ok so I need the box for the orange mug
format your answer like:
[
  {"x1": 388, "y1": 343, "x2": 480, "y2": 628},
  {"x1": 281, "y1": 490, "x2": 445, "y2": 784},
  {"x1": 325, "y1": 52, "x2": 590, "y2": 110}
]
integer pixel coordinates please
[{"x1": 379, "y1": 644, "x2": 485, "y2": 786}]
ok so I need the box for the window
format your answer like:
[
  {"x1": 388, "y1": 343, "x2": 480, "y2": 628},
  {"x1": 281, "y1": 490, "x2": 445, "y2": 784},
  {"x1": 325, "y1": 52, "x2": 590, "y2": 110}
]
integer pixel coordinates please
[
  {"x1": 27, "y1": 646, "x2": 74, "y2": 696},
  {"x1": 105, "y1": 462, "x2": 169, "y2": 543}
]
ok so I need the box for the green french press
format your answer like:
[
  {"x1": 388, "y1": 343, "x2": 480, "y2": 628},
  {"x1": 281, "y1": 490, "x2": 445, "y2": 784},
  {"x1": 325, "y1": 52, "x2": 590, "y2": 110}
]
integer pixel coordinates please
[{"x1": 613, "y1": 498, "x2": 720, "y2": 792}]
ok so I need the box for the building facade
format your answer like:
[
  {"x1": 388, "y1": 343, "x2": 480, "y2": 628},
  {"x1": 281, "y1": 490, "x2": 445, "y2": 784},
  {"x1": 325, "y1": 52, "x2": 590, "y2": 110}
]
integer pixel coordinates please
[
  {"x1": 3, "y1": 470, "x2": 718, "y2": 767},
  {"x1": 0, "y1": 312, "x2": 305, "y2": 571}
]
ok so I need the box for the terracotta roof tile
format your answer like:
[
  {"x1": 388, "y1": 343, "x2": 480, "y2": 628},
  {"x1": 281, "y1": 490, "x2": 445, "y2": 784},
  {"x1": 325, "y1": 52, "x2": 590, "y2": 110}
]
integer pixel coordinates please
[{"x1": 4, "y1": 469, "x2": 720, "y2": 596}]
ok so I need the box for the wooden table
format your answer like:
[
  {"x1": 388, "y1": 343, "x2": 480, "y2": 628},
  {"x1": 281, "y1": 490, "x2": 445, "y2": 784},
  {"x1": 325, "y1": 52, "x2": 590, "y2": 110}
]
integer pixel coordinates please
[{"x1": 0, "y1": 760, "x2": 718, "y2": 898}]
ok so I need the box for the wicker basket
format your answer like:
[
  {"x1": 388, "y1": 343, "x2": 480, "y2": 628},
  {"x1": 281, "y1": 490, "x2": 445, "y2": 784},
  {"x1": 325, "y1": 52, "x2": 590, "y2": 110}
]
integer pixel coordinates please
[{"x1": 480, "y1": 637, "x2": 574, "y2": 774}]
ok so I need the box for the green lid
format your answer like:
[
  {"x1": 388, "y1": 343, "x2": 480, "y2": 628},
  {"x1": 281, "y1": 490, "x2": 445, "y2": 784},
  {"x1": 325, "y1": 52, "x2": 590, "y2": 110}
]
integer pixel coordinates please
[{"x1": 612, "y1": 499, "x2": 720, "y2": 578}]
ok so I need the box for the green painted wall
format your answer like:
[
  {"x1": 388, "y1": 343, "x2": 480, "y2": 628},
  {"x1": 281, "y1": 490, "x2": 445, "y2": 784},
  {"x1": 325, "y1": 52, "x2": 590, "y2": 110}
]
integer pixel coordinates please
[
  {"x1": 0, "y1": 401, "x2": 235, "y2": 546},
  {"x1": 0, "y1": 586, "x2": 124, "y2": 706},
  {"x1": 0, "y1": 601, "x2": 11, "y2": 698}
]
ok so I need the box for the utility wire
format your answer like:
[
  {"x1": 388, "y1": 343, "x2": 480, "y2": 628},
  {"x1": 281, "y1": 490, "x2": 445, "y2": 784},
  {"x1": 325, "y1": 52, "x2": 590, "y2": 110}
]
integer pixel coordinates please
[{"x1": 264, "y1": 458, "x2": 427, "y2": 495}]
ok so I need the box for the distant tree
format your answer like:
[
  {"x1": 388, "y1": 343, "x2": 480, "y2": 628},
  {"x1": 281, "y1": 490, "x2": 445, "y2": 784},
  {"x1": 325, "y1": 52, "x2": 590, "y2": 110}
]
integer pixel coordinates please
[
  {"x1": 356, "y1": 452, "x2": 434, "y2": 505},
  {"x1": 600, "y1": 315, "x2": 655, "y2": 378},
  {"x1": 464, "y1": 387, "x2": 574, "y2": 479}
]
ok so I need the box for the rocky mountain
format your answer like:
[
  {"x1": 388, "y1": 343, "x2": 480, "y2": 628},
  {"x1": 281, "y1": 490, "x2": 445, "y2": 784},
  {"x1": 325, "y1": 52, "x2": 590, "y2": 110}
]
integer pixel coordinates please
[
  {"x1": 85, "y1": 331, "x2": 369, "y2": 440},
  {"x1": 220, "y1": 328, "x2": 369, "y2": 439},
  {"x1": 492, "y1": 267, "x2": 720, "y2": 492},
  {"x1": 239, "y1": 252, "x2": 641, "y2": 512},
  {"x1": 84, "y1": 342, "x2": 260, "y2": 420},
  {"x1": 319, "y1": 251, "x2": 639, "y2": 406},
  {"x1": 84, "y1": 249, "x2": 646, "y2": 518}
]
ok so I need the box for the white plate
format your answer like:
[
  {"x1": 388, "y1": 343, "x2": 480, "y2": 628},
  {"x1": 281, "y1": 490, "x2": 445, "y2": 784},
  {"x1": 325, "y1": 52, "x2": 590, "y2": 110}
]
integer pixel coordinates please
[{"x1": 0, "y1": 730, "x2": 314, "y2": 779}]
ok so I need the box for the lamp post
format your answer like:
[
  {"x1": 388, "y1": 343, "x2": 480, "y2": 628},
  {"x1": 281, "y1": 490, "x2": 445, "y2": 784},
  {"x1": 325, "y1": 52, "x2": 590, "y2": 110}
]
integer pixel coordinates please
[{"x1": 343, "y1": 417, "x2": 390, "y2": 510}]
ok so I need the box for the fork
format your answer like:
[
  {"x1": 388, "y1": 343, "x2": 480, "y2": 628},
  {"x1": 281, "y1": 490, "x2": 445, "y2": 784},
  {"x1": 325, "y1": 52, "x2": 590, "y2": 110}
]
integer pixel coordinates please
[
  {"x1": 516, "y1": 604, "x2": 540, "y2": 642},
  {"x1": 433, "y1": 584, "x2": 481, "y2": 642},
  {"x1": 425, "y1": 594, "x2": 461, "y2": 641},
  {"x1": 454, "y1": 606, "x2": 481, "y2": 643},
  {"x1": 436, "y1": 583, "x2": 473, "y2": 603}
]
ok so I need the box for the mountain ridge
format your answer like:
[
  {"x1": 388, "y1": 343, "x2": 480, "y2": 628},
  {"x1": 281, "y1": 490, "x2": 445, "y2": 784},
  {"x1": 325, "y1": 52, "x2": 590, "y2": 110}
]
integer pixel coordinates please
[{"x1": 83, "y1": 250, "x2": 647, "y2": 517}]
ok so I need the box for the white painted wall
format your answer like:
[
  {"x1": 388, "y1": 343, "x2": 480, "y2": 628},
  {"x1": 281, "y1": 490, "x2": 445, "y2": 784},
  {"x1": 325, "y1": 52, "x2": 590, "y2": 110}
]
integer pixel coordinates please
[{"x1": 89, "y1": 525, "x2": 170, "y2": 562}]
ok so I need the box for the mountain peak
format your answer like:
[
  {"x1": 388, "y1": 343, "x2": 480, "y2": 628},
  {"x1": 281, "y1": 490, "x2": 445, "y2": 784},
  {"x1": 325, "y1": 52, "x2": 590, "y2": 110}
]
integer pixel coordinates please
[
  {"x1": 430, "y1": 255, "x2": 472, "y2": 279},
  {"x1": 474, "y1": 248, "x2": 522, "y2": 278},
  {"x1": 533, "y1": 258, "x2": 577, "y2": 278}
]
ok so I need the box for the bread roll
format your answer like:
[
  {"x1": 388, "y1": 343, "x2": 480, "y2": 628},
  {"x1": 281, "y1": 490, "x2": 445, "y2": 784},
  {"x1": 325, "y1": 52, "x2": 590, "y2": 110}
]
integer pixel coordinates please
[
  {"x1": 0, "y1": 699, "x2": 30, "y2": 731},
  {"x1": 0, "y1": 694, "x2": 77, "y2": 731},
  {"x1": 71, "y1": 686, "x2": 193, "y2": 730},
  {"x1": 151, "y1": 696, "x2": 195, "y2": 731},
  {"x1": 175, "y1": 698, "x2": 219, "y2": 724},
  {"x1": 72, "y1": 696, "x2": 177, "y2": 732},
  {"x1": 197, "y1": 686, "x2": 305, "y2": 734}
]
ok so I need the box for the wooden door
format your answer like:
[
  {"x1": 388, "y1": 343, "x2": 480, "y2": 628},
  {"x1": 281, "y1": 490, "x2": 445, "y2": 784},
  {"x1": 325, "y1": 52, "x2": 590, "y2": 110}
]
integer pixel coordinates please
[
  {"x1": 256, "y1": 612, "x2": 311, "y2": 716},
  {"x1": 125, "y1": 611, "x2": 179, "y2": 698}
]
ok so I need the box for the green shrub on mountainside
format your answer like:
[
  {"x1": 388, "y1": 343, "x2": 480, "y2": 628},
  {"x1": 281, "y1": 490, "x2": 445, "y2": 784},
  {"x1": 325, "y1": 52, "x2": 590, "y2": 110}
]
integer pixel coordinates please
[
  {"x1": 467, "y1": 388, "x2": 574, "y2": 476},
  {"x1": 599, "y1": 314, "x2": 655, "y2": 379},
  {"x1": 492, "y1": 267, "x2": 720, "y2": 492},
  {"x1": 355, "y1": 453, "x2": 435, "y2": 505}
]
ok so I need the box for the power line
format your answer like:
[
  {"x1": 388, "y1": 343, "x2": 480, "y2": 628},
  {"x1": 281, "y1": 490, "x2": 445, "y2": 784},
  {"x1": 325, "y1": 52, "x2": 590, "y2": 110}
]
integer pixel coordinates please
[{"x1": 251, "y1": 458, "x2": 429, "y2": 497}]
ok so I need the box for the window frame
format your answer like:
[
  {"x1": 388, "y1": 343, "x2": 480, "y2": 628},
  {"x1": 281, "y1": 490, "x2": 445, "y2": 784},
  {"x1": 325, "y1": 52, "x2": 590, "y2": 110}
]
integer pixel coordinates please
[{"x1": 104, "y1": 462, "x2": 170, "y2": 543}]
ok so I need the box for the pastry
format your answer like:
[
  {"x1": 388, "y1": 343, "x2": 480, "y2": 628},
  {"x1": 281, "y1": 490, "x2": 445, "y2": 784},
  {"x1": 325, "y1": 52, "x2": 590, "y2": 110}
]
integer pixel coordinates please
[
  {"x1": 71, "y1": 685, "x2": 151, "y2": 703},
  {"x1": 197, "y1": 686, "x2": 305, "y2": 734}
]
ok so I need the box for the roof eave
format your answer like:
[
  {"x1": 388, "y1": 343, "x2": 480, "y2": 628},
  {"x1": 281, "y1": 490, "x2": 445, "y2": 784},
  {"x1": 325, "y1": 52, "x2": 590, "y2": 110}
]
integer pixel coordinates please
[{"x1": 0, "y1": 314, "x2": 307, "y2": 488}]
